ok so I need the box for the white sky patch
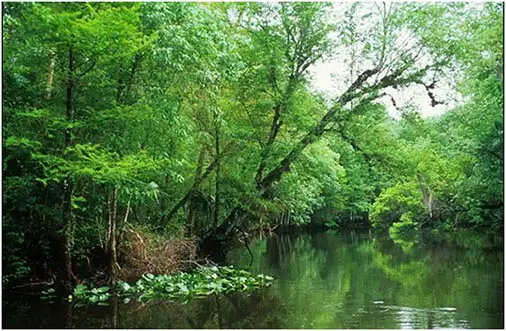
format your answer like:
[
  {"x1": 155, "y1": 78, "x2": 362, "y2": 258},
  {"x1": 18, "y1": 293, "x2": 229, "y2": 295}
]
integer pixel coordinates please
[
  {"x1": 310, "y1": 57, "x2": 463, "y2": 120},
  {"x1": 308, "y1": 2, "x2": 464, "y2": 120}
]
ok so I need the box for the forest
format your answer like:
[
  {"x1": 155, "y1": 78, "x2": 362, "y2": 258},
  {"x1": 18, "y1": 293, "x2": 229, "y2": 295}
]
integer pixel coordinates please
[{"x1": 2, "y1": 1, "x2": 503, "y2": 317}]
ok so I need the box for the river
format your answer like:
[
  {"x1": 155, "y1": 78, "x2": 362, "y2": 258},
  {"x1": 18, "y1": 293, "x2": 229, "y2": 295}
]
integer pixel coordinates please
[{"x1": 3, "y1": 230, "x2": 504, "y2": 328}]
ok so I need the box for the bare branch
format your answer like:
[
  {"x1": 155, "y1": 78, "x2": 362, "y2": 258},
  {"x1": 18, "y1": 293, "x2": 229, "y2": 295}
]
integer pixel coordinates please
[
  {"x1": 421, "y1": 80, "x2": 444, "y2": 106},
  {"x1": 76, "y1": 59, "x2": 97, "y2": 78}
]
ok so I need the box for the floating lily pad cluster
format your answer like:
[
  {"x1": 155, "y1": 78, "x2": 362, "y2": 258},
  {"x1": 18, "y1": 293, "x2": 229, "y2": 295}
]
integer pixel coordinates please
[
  {"x1": 73, "y1": 284, "x2": 112, "y2": 306},
  {"x1": 41, "y1": 266, "x2": 273, "y2": 307},
  {"x1": 117, "y1": 266, "x2": 273, "y2": 303}
]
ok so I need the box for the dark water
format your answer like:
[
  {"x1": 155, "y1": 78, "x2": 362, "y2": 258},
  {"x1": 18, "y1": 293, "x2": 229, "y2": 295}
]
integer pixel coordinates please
[{"x1": 3, "y1": 231, "x2": 504, "y2": 329}]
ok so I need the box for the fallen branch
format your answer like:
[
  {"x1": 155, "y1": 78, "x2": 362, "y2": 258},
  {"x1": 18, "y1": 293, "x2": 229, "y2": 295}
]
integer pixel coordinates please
[{"x1": 12, "y1": 279, "x2": 54, "y2": 289}]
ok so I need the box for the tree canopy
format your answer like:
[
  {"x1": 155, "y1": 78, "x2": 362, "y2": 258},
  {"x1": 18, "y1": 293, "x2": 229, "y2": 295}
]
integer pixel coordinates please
[{"x1": 2, "y1": 2, "x2": 503, "y2": 291}]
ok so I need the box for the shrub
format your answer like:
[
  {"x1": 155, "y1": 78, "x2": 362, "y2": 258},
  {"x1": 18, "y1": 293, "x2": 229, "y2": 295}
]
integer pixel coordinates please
[
  {"x1": 389, "y1": 213, "x2": 418, "y2": 238},
  {"x1": 370, "y1": 180, "x2": 425, "y2": 231}
]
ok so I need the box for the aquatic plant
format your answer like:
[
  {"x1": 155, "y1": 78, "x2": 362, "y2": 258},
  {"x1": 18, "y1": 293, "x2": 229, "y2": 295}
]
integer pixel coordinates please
[
  {"x1": 72, "y1": 284, "x2": 112, "y2": 306},
  {"x1": 41, "y1": 266, "x2": 273, "y2": 307},
  {"x1": 116, "y1": 266, "x2": 273, "y2": 303}
]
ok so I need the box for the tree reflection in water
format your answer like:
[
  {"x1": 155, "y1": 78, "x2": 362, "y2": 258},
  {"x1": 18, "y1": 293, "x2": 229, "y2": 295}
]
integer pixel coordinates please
[{"x1": 2, "y1": 231, "x2": 503, "y2": 329}]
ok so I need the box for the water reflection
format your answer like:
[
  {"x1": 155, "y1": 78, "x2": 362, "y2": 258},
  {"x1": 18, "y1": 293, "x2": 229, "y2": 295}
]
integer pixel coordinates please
[
  {"x1": 3, "y1": 231, "x2": 503, "y2": 329},
  {"x1": 229, "y1": 231, "x2": 503, "y2": 329}
]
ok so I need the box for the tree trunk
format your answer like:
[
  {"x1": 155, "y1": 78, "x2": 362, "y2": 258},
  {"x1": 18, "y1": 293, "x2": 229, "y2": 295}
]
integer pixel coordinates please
[
  {"x1": 417, "y1": 173, "x2": 433, "y2": 219},
  {"x1": 213, "y1": 124, "x2": 220, "y2": 229},
  {"x1": 257, "y1": 89, "x2": 383, "y2": 194},
  {"x1": 162, "y1": 156, "x2": 219, "y2": 226},
  {"x1": 187, "y1": 145, "x2": 206, "y2": 236},
  {"x1": 160, "y1": 175, "x2": 170, "y2": 217},
  {"x1": 205, "y1": 88, "x2": 376, "y2": 243},
  {"x1": 255, "y1": 79, "x2": 297, "y2": 186},
  {"x1": 115, "y1": 65, "x2": 124, "y2": 104},
  {"x1": 45, "y1": 49, "x2": 55, "y2": 100},
  {"x1": 201, "y1": 64, "x2": 431, "y2": 246},
  {"x1": 61, "y1": 47, "x2": 76, "y2": 295},
  {"x1": 108, "y1": 186, "x2": 120, "y2": 281},
  {"x1": 123, "y1": 53, "x2": 142, "y2": 104},
  {"x1": 255, "y1": 104, "x2": 282, "y2": 184},
  {"x1": 116, "y1": 192, "x2": 132, "y2": 256}
]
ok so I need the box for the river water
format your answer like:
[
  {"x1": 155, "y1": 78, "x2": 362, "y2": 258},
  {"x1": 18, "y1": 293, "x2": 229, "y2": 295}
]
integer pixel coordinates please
[{"x1": 3, "y1": 231, "x2": 504, "y2": 328}]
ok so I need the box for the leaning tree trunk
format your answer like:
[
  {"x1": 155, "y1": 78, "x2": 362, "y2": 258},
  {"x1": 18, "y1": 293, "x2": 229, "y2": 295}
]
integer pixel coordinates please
[
  {"x1": 255, "y1": 77, "x2": 298, "y2": 186},
  {"x1": 187, "y1": 145, "x2": 206, "y2": 236},
  {"x1": 201, "y1": 64, "x2": 432, "y2": 247},
  {"x1": 161, "y1": 153, "x2": 223, "y2": 226},
  {"x1": 161, "y1": 142, "x2": 233, "y2": 228},
  {"x1": 213, "y1": 124, "x2": 220, "y2": 229}
]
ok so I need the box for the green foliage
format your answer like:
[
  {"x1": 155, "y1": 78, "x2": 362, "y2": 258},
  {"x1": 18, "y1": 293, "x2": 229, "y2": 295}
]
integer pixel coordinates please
[
  {"x1": 40, "y1": 267, "x2": 273, "y2": 307},
  {"x1": 370, "y1": 181, "x2": 425, "y2": 231},
  {"x1": 117, "y1": 266, "x2": 273, "y2": 303},
  {"x1": 2, "y1": 254, "x2": 31, "y2": 288},
  {"x1": 2, "y1": 2, "x2": 502, "y2": 288},
  {"x1": 72, "y1": 285, "x2": 112, "y2": 306},
  {"x1": 388, "y1": 213, "x2": 419, "y2": 252}
]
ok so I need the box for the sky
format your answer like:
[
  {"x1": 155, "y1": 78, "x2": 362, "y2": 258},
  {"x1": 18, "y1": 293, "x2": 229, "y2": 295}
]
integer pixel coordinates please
[
  {"x1": 310, "y1": 58, "x2": 463, "y2": 120},
  {"x1": 307, "y1": 2, "x2": 464, "y2": 120}
]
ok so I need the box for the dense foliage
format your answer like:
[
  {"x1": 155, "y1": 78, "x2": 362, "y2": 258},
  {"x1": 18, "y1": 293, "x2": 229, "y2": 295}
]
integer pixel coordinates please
[{"x1": 2, "y1": 2, "x2": 503, "y2": 292}]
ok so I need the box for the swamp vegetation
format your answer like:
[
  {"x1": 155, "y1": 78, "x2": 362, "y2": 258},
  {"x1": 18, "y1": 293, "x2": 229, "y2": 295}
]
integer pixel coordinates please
[{"x1": 2, "y1": 2, "x2": 504, "y2": 328}]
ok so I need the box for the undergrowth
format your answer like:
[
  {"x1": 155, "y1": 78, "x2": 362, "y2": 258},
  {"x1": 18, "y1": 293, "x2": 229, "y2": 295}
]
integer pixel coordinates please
[{"x1": 118, "y1": 224, "x2": 197, "y2": 280}]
